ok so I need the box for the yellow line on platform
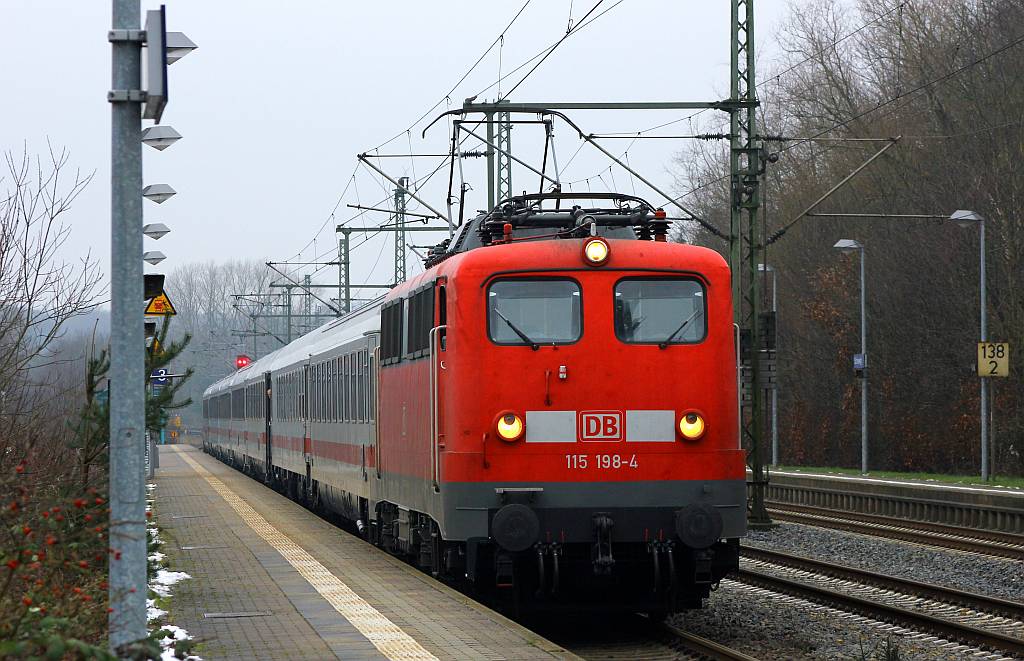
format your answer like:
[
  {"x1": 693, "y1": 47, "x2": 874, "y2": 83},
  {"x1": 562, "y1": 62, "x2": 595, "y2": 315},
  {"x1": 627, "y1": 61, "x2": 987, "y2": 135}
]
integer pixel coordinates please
[{"x1": 178, "y1": 451, "x2": 438, "y2": 661}]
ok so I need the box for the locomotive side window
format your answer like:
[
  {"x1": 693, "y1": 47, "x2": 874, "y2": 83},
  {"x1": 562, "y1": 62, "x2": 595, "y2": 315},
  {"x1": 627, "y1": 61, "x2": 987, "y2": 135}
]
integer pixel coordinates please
[
  {"x1": 614, "y1": 278, "x2": 707, "y2": 344},
  {"x1": 380, "y1": 300, "x2": 404, "y2": 365},
  {"x1": 487, "y1": 279, "x2": 582, "y2": 345},
  {"x1": 405, "y1": 286, "x2": 435, "y2": 358}
]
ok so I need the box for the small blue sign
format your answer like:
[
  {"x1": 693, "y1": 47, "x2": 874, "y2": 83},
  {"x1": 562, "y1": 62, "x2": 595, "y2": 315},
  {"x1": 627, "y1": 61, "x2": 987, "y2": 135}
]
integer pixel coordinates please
[
  {"x1": 151, "y1": 368, "x2": 169, "y2": 386},
  {"x1": 853, "y1": 353, "x2": 867, "y2": 370}
]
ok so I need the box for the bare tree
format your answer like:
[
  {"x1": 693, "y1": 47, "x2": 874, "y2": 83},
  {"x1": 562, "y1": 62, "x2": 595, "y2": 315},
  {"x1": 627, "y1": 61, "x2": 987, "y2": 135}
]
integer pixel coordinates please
[
  {"x1": 673, "y1": 0, "x2": 1024, "y2": 475},
  {"x1": 164, "y1": 258, "x2": 277, "y2": 429},
  {"x1": 0, "y1": 145, "x2": 103, "y2": 457}
]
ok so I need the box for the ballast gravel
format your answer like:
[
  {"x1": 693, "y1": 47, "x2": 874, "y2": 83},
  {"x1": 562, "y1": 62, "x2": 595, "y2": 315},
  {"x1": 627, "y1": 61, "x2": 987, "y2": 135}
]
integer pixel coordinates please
[{"x1": 666, "y1": 521, "x2": 1022, "y2": 660}]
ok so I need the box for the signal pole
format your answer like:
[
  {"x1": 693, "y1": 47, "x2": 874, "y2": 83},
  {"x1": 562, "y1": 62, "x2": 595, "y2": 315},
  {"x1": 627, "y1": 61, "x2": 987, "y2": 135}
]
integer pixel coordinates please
[{"x1": 108, "y1": 0, "x2": 147, "y2": 649}]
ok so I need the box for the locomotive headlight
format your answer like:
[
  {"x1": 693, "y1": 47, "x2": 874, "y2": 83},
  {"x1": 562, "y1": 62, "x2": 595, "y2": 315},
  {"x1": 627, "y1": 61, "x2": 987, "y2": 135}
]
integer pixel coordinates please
[
  {"x1": 496, "y1": 412, "x2": 524, "y2": 442},
  {"x1": 678, "y1": 411, "x2": 706, "y2": 440},
  {"x1": 583, "y1": 238, "x2": 610, "y2": 266}
]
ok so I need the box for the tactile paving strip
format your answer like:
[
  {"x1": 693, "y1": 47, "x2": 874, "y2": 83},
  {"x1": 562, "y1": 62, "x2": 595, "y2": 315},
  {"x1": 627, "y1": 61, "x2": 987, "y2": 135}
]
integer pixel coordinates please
[{"x1": 178, "y1": 451, "x2": 438, "y2": 661}]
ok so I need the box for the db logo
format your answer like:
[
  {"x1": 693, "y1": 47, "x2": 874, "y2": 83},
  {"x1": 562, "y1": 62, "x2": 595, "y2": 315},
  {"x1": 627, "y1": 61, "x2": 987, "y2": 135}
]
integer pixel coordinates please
[{"x1": 579, "y1": 411, "x2": 623, "y2": 442}]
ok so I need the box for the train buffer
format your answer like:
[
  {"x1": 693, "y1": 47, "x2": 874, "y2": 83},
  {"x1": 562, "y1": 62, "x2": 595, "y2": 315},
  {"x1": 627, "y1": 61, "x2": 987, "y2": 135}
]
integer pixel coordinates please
[{"x1": 153, "y1": 445, "x2": 576, "y2": 660}]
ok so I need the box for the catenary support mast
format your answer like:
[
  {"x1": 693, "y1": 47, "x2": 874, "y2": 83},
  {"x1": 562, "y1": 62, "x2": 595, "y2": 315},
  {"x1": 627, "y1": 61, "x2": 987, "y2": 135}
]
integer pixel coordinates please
[{"x1": 730, "y1": 0, "x2": 772, "y2": 526}]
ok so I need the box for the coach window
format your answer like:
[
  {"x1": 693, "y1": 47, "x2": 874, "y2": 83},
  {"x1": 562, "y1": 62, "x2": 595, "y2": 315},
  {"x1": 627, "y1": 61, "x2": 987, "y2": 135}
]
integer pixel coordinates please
[
  {"x1": 614, "y1": 278, "x2": 707, "y2": 344},
  {"x1": 487, "y1": 279, "x2": 582, "y2": 346},
  {"x1": 348, "y1": 353, "x2": 357, "y2": 422},
  {"x1": 316, "y1": 364, "x2": 323, "y2": 421},
  {"x1": 358, "y1": 349, "x2": 368, "y2": 421},
  {"x1": 338, "y1": 354, "x2": 347, "y2": 422}
]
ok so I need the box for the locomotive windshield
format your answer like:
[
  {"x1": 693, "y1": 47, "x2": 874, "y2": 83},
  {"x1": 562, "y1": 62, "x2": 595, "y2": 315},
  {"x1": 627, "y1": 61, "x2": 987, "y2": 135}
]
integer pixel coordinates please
[
  {"x1": 614, "y1": 278, "x2": 706, "y2": 344},
  {"x1": 488, "y1": 279, "x2": 581, "y2": 345}
]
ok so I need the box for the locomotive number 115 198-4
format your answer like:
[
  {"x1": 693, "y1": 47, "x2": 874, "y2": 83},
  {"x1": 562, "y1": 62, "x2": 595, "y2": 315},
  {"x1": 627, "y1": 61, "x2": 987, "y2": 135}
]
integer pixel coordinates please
[{"x1": 566, "y1": 454, "x2": 639, "y2": 470}]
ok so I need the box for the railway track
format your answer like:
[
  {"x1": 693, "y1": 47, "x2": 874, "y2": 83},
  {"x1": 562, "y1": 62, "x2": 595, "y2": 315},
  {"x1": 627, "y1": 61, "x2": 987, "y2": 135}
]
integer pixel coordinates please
[
  {"x1": 767, "y1": 503, "x2": 1024, "y2": 560},
  {"x1": 736, "y1": 551, "x2": 1024, "y2": 658},
  {"x1": 537, "y1": 614, "x2": 758, "y2": 661},
  {"x1": 742, "y1": 546, "x2": 1024, "y2": 622}
]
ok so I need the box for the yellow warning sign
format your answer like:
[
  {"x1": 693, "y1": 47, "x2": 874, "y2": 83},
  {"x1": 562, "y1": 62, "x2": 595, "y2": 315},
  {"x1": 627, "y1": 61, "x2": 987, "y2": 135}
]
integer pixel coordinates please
[{"x1": 145, "y1": 291, "x2": 177, "y2": 316}]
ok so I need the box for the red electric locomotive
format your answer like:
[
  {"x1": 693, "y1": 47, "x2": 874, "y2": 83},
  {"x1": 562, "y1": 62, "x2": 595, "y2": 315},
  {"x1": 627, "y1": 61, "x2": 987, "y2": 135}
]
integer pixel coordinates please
[{"x1": 203, "y1": 192, "x2": 745, "y2": 616}]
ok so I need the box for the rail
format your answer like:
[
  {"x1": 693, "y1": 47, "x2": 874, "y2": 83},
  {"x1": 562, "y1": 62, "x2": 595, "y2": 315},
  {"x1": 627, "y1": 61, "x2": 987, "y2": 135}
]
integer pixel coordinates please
[
  {"x1": 767, "y1": 504, "x2": 1024, "y2": 560},
  {"x1": 662, "y1": 622, "x2": 760, "y2": 661}
]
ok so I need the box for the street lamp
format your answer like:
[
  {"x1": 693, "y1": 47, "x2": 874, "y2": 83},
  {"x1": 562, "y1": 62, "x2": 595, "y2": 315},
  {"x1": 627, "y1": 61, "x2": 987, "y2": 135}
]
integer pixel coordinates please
[
  {"x1": 758, "y1": 263, "x2": 779, "y2": 466},
  {"x1": 165, "y1": 32, "x2": 198, "y2": 64},
  {"x1": 833, "y1": 239, "x2": 868, "y2": 474},
  {"x1": 950, "y1": 210, "x2": 988, "y2": 480},
  {"x1": 142, "y1": 183, "x2": 176, "y2": 204},
  {"x1": 143, "y1": 250, "x2": 166, "y2": 266},
  {"x1": 141, "y1": 125, "x2": 181, "y2": 151},
  {"x1": 142, "y1": 222, "x2": 170, "y2": 240}
]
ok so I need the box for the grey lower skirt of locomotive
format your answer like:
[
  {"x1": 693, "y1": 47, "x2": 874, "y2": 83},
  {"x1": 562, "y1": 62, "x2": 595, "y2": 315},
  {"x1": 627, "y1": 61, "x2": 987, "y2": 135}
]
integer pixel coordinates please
[{"x1": 436, "y1": 499, "x2": 740, "y2": 614}]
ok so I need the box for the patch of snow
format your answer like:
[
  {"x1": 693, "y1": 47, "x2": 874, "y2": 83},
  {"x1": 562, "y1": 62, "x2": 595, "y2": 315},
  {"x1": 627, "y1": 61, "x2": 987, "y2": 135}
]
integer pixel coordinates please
[
  {"x1": 149, "y1": 551, "x2": 166, "y2": 563},
  {"x1": 151, "y1": 570, "x2": 190, "y2": 598},
  {"x1": 157, "y1": 624, "x2": 201, "y2": 660}
]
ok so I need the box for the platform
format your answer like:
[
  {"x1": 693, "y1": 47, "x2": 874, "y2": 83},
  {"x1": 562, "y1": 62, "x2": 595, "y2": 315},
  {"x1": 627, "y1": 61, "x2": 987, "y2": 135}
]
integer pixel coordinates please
[{"x1": 154, "y1": 445, "x2": 574, "y2": 660}]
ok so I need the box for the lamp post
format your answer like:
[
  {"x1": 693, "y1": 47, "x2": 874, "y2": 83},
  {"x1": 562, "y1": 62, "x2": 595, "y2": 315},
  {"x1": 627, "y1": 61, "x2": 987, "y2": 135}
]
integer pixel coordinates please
[
  {"x1": 950, "y1": 210, "x2": 988, "y2": 480},
  {"x1": 833, "y1": 239, "x2": 867, "y2": 474},
  {"x1": 758, "y1": 263, "x2": 778, "y2": 466}
]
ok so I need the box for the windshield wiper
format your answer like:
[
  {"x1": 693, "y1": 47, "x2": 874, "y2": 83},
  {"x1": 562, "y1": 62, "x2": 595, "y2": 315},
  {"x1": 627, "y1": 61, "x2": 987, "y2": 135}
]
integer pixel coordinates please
[
  {"x1": 493, "y1": 308, "x2": 540, "y2": 350},
  {"x1": 658, "y1": 308, "x2": 703, "y2": 349}
]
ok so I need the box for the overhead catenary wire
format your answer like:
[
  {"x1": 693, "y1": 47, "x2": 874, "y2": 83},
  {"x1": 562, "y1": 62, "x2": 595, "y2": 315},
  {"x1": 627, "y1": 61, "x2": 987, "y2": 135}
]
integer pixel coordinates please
[
  {"x1": 672, "y1": 29, "x2": 1024, "y2": 205},
  {"x1": 598, "y1": 1, "x2": 910, "y2": 139},
  {"x1": 285, "y1": 164, "x2": 359, "y2": 263},
  {"x1": 467, "y1": 0, "x2": 626, "y2": 101},
  {"x1": 367, "y1": 0, "x2": 535, "y2": 153},
  {"x1": 282, "y1": 0, "x2": 635, "y2": 289},
  {"x1": 498, "y1": 0, "x2": 611, "y2": 102}
]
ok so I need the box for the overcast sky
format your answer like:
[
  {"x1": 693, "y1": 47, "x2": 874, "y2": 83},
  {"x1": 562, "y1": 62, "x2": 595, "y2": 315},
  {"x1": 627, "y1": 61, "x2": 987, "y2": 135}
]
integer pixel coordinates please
[{"x1": 1, "y1": 0, "x2": 792, "y2": 298}]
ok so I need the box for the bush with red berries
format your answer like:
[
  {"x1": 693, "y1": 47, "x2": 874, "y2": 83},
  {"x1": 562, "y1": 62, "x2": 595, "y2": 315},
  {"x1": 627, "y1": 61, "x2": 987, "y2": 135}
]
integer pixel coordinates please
[{"x1": 0, "y1": 459, "x2": 112, "y2": 658}]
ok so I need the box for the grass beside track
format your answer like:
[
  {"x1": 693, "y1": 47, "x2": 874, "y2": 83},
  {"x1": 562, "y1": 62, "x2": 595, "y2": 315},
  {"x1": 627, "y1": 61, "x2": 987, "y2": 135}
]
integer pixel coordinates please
[{"x1": 773, "y1": 465, "x2": 1024, "y2": 490}]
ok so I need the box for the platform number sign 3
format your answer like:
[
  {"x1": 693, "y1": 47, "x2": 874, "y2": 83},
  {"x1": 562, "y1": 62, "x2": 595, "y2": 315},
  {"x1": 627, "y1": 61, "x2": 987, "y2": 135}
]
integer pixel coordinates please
[{"x1": 977, "y1": 342, "x2": 1009, "y2": 377}]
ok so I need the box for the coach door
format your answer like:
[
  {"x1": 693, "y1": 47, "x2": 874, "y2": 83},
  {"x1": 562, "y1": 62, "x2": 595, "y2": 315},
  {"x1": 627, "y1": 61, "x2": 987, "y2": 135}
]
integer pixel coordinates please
[
  {"x1": 263, "y1": 371, "x2": 273, "y2": 483},
  {"x1": 302, "y1": 363, "x2": 311, "y2": 458}
]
